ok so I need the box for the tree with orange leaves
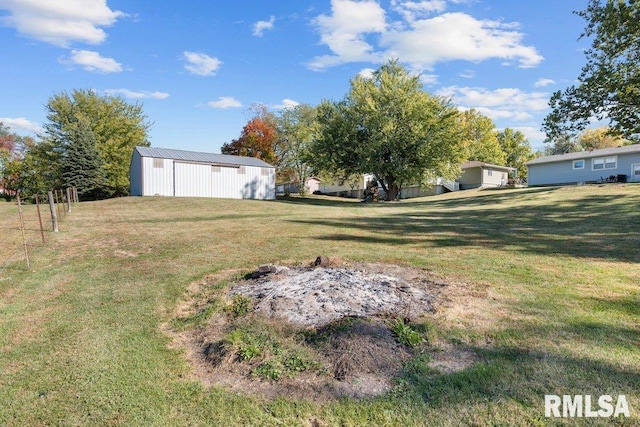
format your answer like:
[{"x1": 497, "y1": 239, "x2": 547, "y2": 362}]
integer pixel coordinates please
[{"x1": 221, "y1": 105, "x2": 278, "y2": 165}]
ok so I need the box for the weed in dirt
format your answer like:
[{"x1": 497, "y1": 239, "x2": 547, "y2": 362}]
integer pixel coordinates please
[
  {"x1": 253, "y1": 361, "x2": 283, "y2": 381},
  {"x1": 225, "y1": 294, "x2": 253, "y2": 319},
  {"x1": 221, "y1": 319, "x2": 324, "y2": 380},
  {"x1": 390, "y1": 317, "x2": 423, "y2": 347}
]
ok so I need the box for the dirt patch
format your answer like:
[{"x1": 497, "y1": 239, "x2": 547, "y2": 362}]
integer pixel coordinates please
[{"x1": 166, "y1": 261, "x2": 489, "y2": 402}]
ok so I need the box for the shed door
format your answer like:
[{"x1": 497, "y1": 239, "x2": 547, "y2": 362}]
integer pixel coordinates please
[
  {"x1": 632, "y1": 164, "x2": 640, "y2": 182},
  {"x1": 173, "y1": 162, "x2": 213, "y2": 197}
]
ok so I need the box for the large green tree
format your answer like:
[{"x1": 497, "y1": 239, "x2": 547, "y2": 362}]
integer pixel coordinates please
[
  {"x1": 542, "y1": 0, "x2": 640, "y2": 142},
  {"x1": 496, "y1": 128, "x2": 535, "y2": 180},
  {"x1": 577, "y1": 126, "x2": 627, "y2": 150},
  {"x1": 0, "y1": 123, "x2": 37, "y2": 197},
  {"x1": 0, "y1": 123, "x2": 16, "y2": 193},
  {"x1": 276, "y1": 104, "x2": 317, "y2": 193},
  {"x1": 458, "y1": 109, "x2": 506, "y2": 165},
  {"x1": 43, "y1": 89, "x2": 151, "y2": 197},
  {"x1": 309, "y1": 60, "x2": 463, "y2": 200}
]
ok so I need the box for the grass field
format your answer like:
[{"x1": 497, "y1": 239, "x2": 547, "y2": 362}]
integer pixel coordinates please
[{"x1": 0, "y1": 185, "x2": 639, "y2": 426}]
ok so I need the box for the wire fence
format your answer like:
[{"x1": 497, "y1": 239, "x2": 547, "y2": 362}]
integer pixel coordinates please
[{"x1": 0, "y1": 187, "x2": 78, "y2": 273}]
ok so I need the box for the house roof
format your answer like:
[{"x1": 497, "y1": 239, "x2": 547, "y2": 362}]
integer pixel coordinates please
[
  {"x1": 526, "y1": 144, "x2": 640, "y2": 166},
  {"x1": 134, "y1": 146, "x2": 275, "y2": 168},
  {"x1": 461, "y1": 161, "x2": 515, "y2": 171}
]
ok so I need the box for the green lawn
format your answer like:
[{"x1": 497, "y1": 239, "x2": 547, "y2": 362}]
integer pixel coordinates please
[{"x1": 0, "y1": 185, "x2": 638, "y2": 426}]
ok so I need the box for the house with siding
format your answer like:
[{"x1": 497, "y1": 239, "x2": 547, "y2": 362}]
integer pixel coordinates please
[
  {"x1": 130, "y1": 146, "x2": 276, "y2": 200},
  {"x1": 458, "y1": 161, "x2": 516, "y2": 190},
  {"x1": 277, "y1": 177, "x2": 321, "y2": 195},
  {"x1": 526, "y1": 145, "x2": 640, "y2": 186}
]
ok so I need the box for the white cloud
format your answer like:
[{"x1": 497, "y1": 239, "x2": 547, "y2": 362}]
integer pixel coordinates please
[
  {"x1": 64, "y1": 49, "x2": 122, "y2": 73},
  {"x1": 391, "y1": 0, "x2": 448, "y2": 22},
  {"x1": 253, "y1": 16, "x2": 275, "y2": 37},
  {"x1": 419, "y1": 73, "x2": 438, "y2": 85},
  {"x1": 0, "y1": 0, "x2": 124, "y2": 47},
  {"x1": 509, "y1": 126, "x2": 546, "y2": 144},
  {"x1": 207, "y1": 96, "x2": 242, "y2": 109},
  {"x1": 381, "y1": 13, "x2": 543, "y2": 71},
  {"x1": 309, "y1": 2, "x2": 543, "y2": 72},
  {"x1": 104, "y1": 89, "x2": 169, "y2": 99},
  {"x1": 534, "y1": 78, "x2": 555, "y2": 88},
  {"x1": 358, "y1": 67, "x2": 376, "y2": 79},
  {"x1": 0, "y1": 117, "x2": 42, "y2": 134},
  {"x1": 273, "y1": 99, "x2": 301, "y2": 110},
  {"x1": 183, "y1": 51, "x2": 222, "y2": 76},
  {"x1": 308, "y1": 0, "x2": 387, "y2": 70},
  {"x1": 439, "y1": 86, "x2": 549, "y2": 122}
]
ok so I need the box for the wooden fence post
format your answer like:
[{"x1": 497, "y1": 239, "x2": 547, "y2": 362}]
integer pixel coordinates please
[
  {"x1": 16, "y1": 193, "x2": 30, "y2": 268},
  {"x1": 66, "y1": 188, "x2": 72, "y2": 213},
  {"x1": 48, "y1": 191, "x2": 59, "y2": 232},
  {"x1": 34, "y1": 194, "x2": 46, "y2": 244},
  {"x1": 54, "y1": 190, "x2": 61, "y2": 217}
]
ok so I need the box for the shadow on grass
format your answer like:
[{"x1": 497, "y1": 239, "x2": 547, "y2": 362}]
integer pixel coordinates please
[
  {"x1": 398, "y1": 277, "x2": 640, "y2": 418},
  {"x1": 276, "y1": 195, "x2": 364, "y2": 207},
  {"x1": 287, "y1": 189, "x2": 640, "y2": 263},
  {"x1": 585, "y1": 295, "x2": 640, "y2": 317},
  {"x1": 403, "y1": 345, "x2": 640, "y2": 409},
  {"x1": 130, "y1": 213, "x2": 274, "y2": 224}
]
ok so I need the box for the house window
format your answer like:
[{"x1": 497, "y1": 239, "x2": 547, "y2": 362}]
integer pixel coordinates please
[
  {"x1": 573, "y1": 159, "x2": 585, "y2": 170},
  {"x1": 261, "y1": 168, "x2": 270, "y2": 176},
  {"x1": 487, "y1": 170, "x2": 493, "y2": 176},
  {"x1": 238, "y1": 166, "x2": 246, "y2": 175},
  {"x1": 211, "y1": 166, "x2": 221, "y2": 173},
  {"x1": 592, "y1": 156, "x2": 617, "y2": 170},
  {"x1": 153, "y1": 158, "x2": 164, "y2": 168}
]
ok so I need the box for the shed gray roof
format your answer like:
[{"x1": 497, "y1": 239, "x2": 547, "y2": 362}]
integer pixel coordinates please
[
  {"x1": 134, "y1": 146, "x2": 275, "y2": 168},
  {"x1": 526, "y1": 144, "x2": 640, "y2": 166},
  {"x1": 461, "y1": 161, "x2": 515, "y2": 171}
]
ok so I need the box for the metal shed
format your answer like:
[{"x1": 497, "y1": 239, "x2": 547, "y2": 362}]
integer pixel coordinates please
[{"x1": 129, "y1": 146, "x2": 276, "y2": 200}]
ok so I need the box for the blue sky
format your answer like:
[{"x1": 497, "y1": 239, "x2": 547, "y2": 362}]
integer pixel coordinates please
[{"x1": 0, "y1": 0, "x2": 589, "y2": 152}]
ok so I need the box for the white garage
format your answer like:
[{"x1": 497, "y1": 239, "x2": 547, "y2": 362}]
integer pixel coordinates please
[{"x1": 129, "y1": 146, "x2": 276, "y2": 200}]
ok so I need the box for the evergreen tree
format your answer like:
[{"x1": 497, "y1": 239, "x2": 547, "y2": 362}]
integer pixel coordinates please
[{"x1": 61, "y1": 118, "x2": 107, "y2": 200}]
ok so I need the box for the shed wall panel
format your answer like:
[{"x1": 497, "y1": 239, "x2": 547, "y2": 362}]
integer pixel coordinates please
[
  {"x1": 213, "y1": 166, "x2": 243, "y2": 199},
  {"x1": 483, "y1": 168, "x2": 509, "y2": 187},
  {"x1": 459, "y1": 168, "x2": 481, "y2": 189},
  {"x1": 174, "y1": 162, "x2": 213, "y2": 197},
  {"x1": 142, "y1": 157, "x2": 174, "y2": 196}
]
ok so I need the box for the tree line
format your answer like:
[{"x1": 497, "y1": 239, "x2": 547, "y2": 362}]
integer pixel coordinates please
[
  {"x1": 2, "y1": 1, "x2": 637, "y2": 202},
  {"x1": 1, "y1": 89, "x2": 150, "y2": 201},
  {"x1": 224, "y1": 61, "x2": 535, "y2": 200}
]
